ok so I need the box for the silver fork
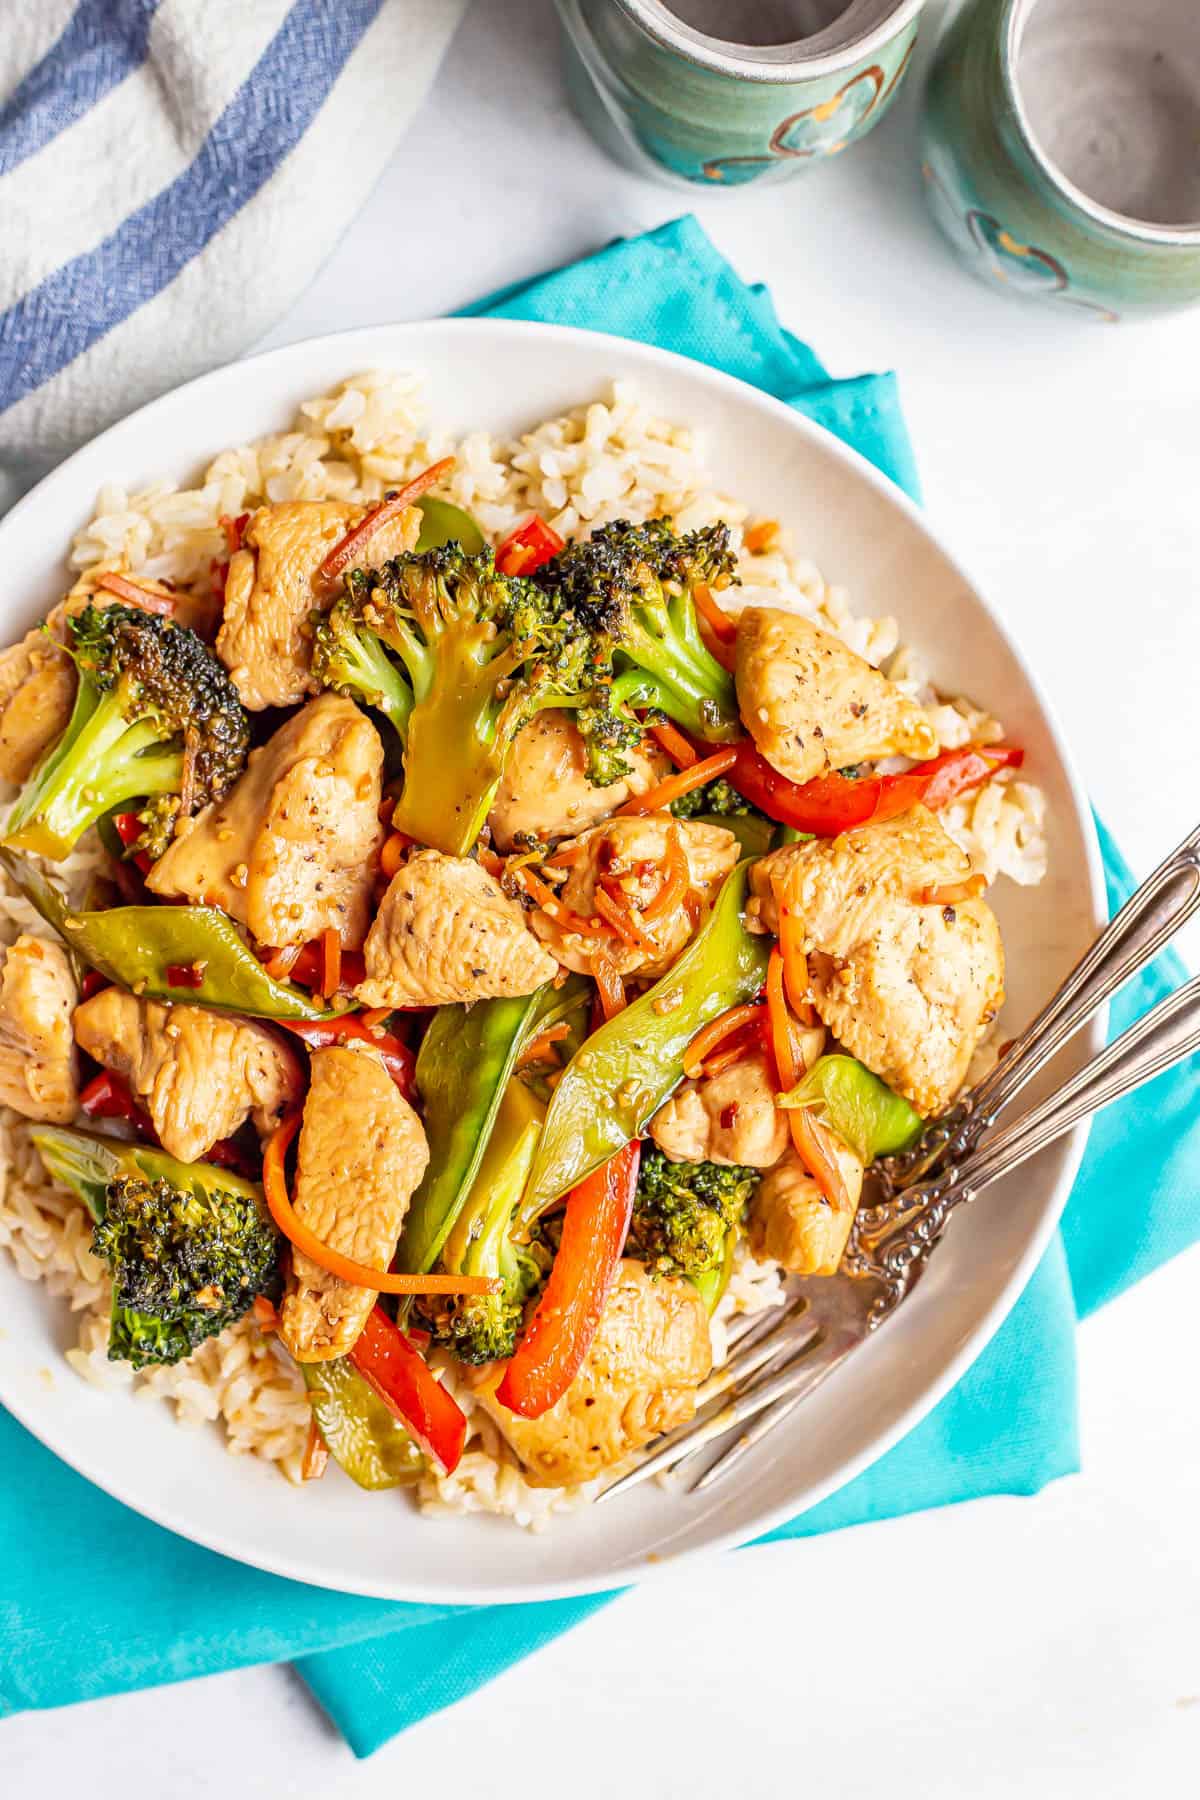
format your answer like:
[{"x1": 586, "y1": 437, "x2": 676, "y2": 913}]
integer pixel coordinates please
[
  {"x1": 878, "y1": 821, "x2": 1200, "y2": 1196},
  {"x1": 599, "y1": 968, "x2": 1200, "y2": 1503}
]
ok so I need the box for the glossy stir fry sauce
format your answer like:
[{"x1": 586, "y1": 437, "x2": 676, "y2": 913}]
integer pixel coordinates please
[{"x1": 0, "y1": 471, "x2": 1019, "y2": 1495}]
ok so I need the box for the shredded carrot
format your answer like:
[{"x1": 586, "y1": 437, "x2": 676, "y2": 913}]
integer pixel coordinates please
[
  {"x1": 316, "y1": 456, "x2": 456, "y2": 591},
  {"x1": 516, "y1": 865, "x2": 609, "y2": 936},
  {"x1": 360, "y1": 1007, "x2": 394, "y2": 1030},
  {"x1": 641, "y1": 827, "x2": 690, "y2": 921},
  {"x1": 261, "y1": 944, "x2": 301, "y2": 981},
  {"x1": 648, "y1": 720, "x2": 698, "y2": 768},
  {"x1": 778, "y1": 907, "x2": 811, "y2": 1017},
  {"x1": 683, "y1": 1001, "x2": 764, "y2": 1079},
  {"x1": 380, "y1": 830, "x2": 412, "y2": 880},
  {"x1": 476, "y1": 844, "x2": 504, "y2": 878},
  {"x1": 96, "y1": 571, "x2": 174, "y2": 615},
  {"x1": 263, "y1": 1115, "x2": 500, "y2": 1295},
  {"x1": 765, "y1": 948, "x2": 797, "y2": 1090},
  {"x1": 518, "y1": 1021, "x2": 570, "y2": 1067},
  {"x1": 592, "y1": 885, "x2": 646, "y2": 949},
  {"x1": 542, "y1": 843, "x2": 585, "y2": 869},
  {"x1": 320, "y1": 927, "x2": 342, "y2": 1000},
  {"x1": 618, "y1": 746, "x2": 739, "y2": 817},
  {"x1": 919, "y1": 876, "x2": 987, "y2": 907},
  {"x1": 702, "y1": 1023, "x2": 762, "y2": 1078},
  {"x1": 692, "y1": 581, "x2": 737, "y2": 643},
  {"x1": 301, "y1": 1414, "x2": 329, "y2": 1482},
  {"x1": 252, "y1": 1295, "x2": 279, "y2": 1333},
  {"x1": 742, "y1": 520, "x2": 779, "y2": 555},
  {"x1": 790, "y1": 1107, "x2": 851, "y2": 1212},
  {"x1": 592, "y1": 954, "x2": 626, "y2": 1019}
]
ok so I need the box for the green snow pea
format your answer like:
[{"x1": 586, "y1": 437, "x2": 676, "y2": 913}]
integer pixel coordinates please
[
  {"x1": 0, "y1": 850, "x2": 329, "y2": 1020},
  {"x1": 776, "y1": 1054, "x2": 924, "y2": 1164},
  {"x1": 301, "y1": 1359, "x2": 424, "y2": 1490},
  {"x1": 517, "y1": 860, "x2": 771, "y2": 1228},
  {"x1": 414, "y1": 496, "x2": 485, "y2": 556},
  {"x1": 690, "y1": 811, "x2": 775, "y2": 858}
]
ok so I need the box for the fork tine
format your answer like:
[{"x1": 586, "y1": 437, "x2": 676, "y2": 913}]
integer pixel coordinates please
[{"x1": 689, "y1": 1335, "x2": 859, "y2": 1493}]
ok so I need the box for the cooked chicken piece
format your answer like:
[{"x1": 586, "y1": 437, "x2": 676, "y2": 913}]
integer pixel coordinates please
[
  {"x1": 531, "y1": 815, "x2": 740, "y2": 980},
  {"x1": 752, "y1": 807, "x2": 1005, "y2": 1116},
  {"x1": 0, "y1": 624, "x2": 76, "y2": 784},
  {"x1": 488, "y1": 712, "x2": 670, "y2": 852},
  {"x1": 147, "y1": 694, "x2": 384, "y2": 950},
  {"x1": 279, "y1": 1046, "x2": 429, "y2": 1361},
  {"x1": 748, "y1": 1137, "x2": 865, "y2": 1275},
  {"x1": 218, "y1": 499, "x2": 420, "y2": 709},
  {"x1": 0, "y1": 935, "x2": 78, "y2": 1122},
  {"x1": 650, "y1": 1046, "x2": 813, "y2": 1169},
  {"x1": 72, "y1": 987, "x2": 300, "y2": 1163},
  {"x1": 476, "y1": 1260, "x2": 712, "y2": 1486},
  {"x1": 355, "y1": 849, "x2": 557, "y2": 1008},
  {"x1": 735, "y1": 606, "x2": 937, "y2": 784}
]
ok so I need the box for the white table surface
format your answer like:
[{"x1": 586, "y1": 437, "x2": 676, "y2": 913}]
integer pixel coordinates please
[{"x1": 6, "y1": 2, "x2": 1200, "y2": 1792}]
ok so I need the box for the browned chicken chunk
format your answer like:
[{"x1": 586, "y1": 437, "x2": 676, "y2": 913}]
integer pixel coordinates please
[
  {"x1": 218, "y1": 500, "x2": 420, "y2": 709},
  {"x1": 354, "y1": 849, "x2": 557, "y2": 1009},
  {"x1": 147, "y1": 694, "x2": 384, "y2": 950},
  {"x1": 735, "y1": 606, "x2": 937, "y2": 784},
  {"x1": 279, "y1": 1046, "x2": 429, "y2": 1362},
  {"x1": 487, "y1": 711, "x2": 670, "y2": 852},
  {"x1": 72, "y1": 987, "x2": 301, "y2": 1163},
  {"x1": 649, "y1": 1047, "x2": 806, "y2": 1169},
  {"x1": 752, "y1": 807, "x2": 1005, "y2": 1116},
  {"x1": 477, "y1": 1260, "x2": 712, "y2": 1486},
  {"x1": 748, "y1": 1137, "x2": 865, "y2": 1275},
  {"x1": 0, "y1": 934, "x2": 78, "y2": 1122},
  {"x1": 0, "y1": 624, "x2": 76, "y2": 784},
  {"x1": 530, "y1": 814, "x2": 739, "y2": 980}
]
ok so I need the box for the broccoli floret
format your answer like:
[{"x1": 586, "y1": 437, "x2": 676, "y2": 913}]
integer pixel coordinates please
[
  {"x1": 626, "y1": 1145, "x2": 758, "y2": 1284},
  {"x1": 536, "y1": 519, "x2": 741, "y2": 783},
  {"x1": 327, "y1": 546, "x2": 600, "y2": 855},
  {"x1": 31, "y1": 1126, "x2": 280, "y2": 1369},
  {"x1": 670, "y1": 776, "x2": 758, "y2": 821},
  {"x1": 310, "y1": 574, "x2": 415, "y2": 736},
  {"x1": 3, "y1": 603, "x2": 248, "y2": 862},
  {"x1": 418, "y1": 1080, "x2": 547, "y2": 1365}
]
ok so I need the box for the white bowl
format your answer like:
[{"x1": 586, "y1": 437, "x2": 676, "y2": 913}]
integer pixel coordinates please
[{"x1": 0, "y1": 319, "x2": 1105, "y2": 1603}]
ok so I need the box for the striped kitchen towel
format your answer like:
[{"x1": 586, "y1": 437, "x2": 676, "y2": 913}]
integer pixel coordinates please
[{"x1": 0, "y1": 0, "x2": 467, "y2": 510}]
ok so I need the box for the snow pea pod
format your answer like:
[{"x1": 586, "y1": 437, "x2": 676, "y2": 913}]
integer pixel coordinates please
[
  {"x1": 414, "y1": 496, "x2": 485, "y2": 555},
  {"x1": 777, "y1": 1054, "x2": 923, "y2": 1164},
  {"x1": 518, "y1": 861, "x2": 770, "y2": 1227},
  {"x1": 0, "y1": 850, "x2": 329, "y2": 1020},
  {"x1": 301, "y1": 1359, "x2": 425, "y2": 1490}
]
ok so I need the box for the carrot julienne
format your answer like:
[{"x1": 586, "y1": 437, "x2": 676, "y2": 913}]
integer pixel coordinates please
[
  {"x1": 380, "y1": 830, "x2": 412, "y2": 880},
  {"x1": 683, "y1": 1000, "x2": 764, "y2": 1079},
  {"x1": 251, "y1": 1294, "x2": 279, "y2": 1333},
  {"x1": 359, "y1": 1007, "x2": 394, "y2": 1030},
  {"x1": 592, "y1": 885, "x2": 644, "y2": 948},
  {"x1": 320, "y1": 927, "x2": 341, "y2": 1000},
  {"x1": 516, "y1": 865, "x2": 609, "y2": 936},
  {"x1": 618, "y1": 746, "x2": 739, "y2": 817},
  {"x1": 647, "y1": 720, "x2": 698, "y2": 768},
  {"x1": 260, "y1": 944, "x2": 302, "y2": 981},
  {"x1": 765, "y1": 947, "x2": 797, "y2": 1090},
  {"x1": 920, "y1": 876, "x2": 987, "y2": 907},
  {"x1": 778, "y1": 907, "x2": 811, "y2": 1017},
  {"x1": 518, "y1": 1021, "x2": 570, "y2": 1067},
  {"x1": 641, "y1": 827, "x2": 690, "y2": 921},
  {"x1": 702, "y1": 1023, "x2": 762, "y2": 1078},
  {"x1": 742, "y1": 520, "x2": 779, "y2": 554},
  {"x1": 790, "y1": 1105, "x2": 851, "y2": 1212},
  {"x1": 592, "y1": 954, "x2": 626, "y2": 1019},
  {"x1": 95, "y1": 571, "x2": 174, "y2": 615},
  {"x1": 316, "y1": 456, "x2": 456, "y2": 590},
  {"x1": 263, "y1": 1115, "x2": 500, "y2": 1295},
  {"x1": 301, "y1": 1414, "x2": 329, "y2": 1481},
  {"x1": 692, "y1": 582, "x2": 737, "y2": 643}
]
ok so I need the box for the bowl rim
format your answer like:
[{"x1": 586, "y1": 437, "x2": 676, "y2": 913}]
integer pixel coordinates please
[{"x1": 0, "y1": 315, "x2": 1107, "y2": 1603}]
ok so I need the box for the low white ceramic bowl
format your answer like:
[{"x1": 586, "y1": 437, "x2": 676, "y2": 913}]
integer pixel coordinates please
[{"x1": 0, "y1": 320, "x2": 1105, "y2": 1603}]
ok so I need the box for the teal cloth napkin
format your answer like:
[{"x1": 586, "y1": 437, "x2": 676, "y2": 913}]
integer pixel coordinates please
[{"x1": 1, "y1": 218, "x2": 1195, "y2": 1756}]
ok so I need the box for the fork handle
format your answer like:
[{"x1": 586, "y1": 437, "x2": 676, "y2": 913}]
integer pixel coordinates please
[
  {"x1": 887, "y1": 824, "x2": 1200, "y2": 1187},
  {"x1": 862, "y1": 972, "x2": 1200, "y2": 1305}
]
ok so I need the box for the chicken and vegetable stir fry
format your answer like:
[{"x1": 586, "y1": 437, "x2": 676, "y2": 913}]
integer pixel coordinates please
[{"x1": 0, "y1": 463, "x2": 1022, "y2": 1500}]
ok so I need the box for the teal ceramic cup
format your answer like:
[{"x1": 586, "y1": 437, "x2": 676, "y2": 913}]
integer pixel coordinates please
[
  {"x1": 554, "y1": 0, "x2": 925, "y2": 188},
  {"x1": 920, "y1": 0, "x2": 1200, "y2": 319}
]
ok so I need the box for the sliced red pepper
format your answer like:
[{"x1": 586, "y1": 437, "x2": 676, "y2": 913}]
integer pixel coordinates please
[
  {"x1": 262, "y1": 939, "x2": 366, "y2": 994},
  {"x1": 81, "y1": 971, "x2": 110, "y2": 1001},
  {"x1": 727, "y1": 740, "x2": 1024, "y2": 837},
  {"x1": 495, "y1": 513, "x2": 565, "y2": 578},
  {"x1": 494, "y1": 1139, "x2": 642, "y2": 1421},
  {"x1": 112, "y1": 810, "x2": 152, "y2": 875},
  {"x1": 349, "y1": 1303, "x2": 467, "y2": 1474},
  {"x1": 282, "y1": 1016, "x2": 415, "y2": 1095},
  {"x1": 218, "y1": 511, "x2": 249, "y2": 556},
  {"x1": 80, "y1": 1069, "x2": 149, "y2": 1129}
]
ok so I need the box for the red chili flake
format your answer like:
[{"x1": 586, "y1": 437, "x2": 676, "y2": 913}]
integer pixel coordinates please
[
  {"x1": 720, "y1": 1103, "x2": 739, "y2": 1129},
  {"x1": 165, "y1": 961, "x2": 206, "y2": 989}
]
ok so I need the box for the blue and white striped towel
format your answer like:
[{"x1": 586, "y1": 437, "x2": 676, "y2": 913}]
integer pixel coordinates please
[{"x1": 0, "y1": 0, "x2": 467, "y2": 511}]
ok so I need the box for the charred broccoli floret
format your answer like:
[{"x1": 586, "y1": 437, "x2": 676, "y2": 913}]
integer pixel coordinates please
[
  {"x1": 670, "y1": 776, "x2": 757, "y2": 821},
  {"x1": 3, "y1": 603, "x2": 248, "y2": 862},
  {"x1": 31, "y1": 1126, "x2": 280, "y2": 1369},
  {"x1": 312, "y1": 547, "x2": 600, "y2": 855},
  {"x1": 535, "y1": 518, "x2": 741, "y2": 782},
  {"x1": 626, "y1": 1145, "x2": 758, "y2": 1285}
]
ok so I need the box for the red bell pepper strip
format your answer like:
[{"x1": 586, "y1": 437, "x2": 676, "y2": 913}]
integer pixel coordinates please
[
  {"x1": 80, "y1": 1068, "x2": 148, "y2": 1129},
  {"x1": 494, "y1": 1139, "x2": 642, "y2": 1421},
  {"x1": 726, "y1": 741, "x2": 1024, "y2": 837},
  {"x1": 495, "y1": 513, "x2": 565, "y2": 578},
  {"x1": 349, "y1": 1304, "x2": 468, "y2": 1474},
  {"x1": 282, "y1": 1016, "x2": 415, "y2": 1095},
  {"x1": 262, "y1": 939, "x2": 367, "y2": 994},
  {"x1": 111, "y1": 810, "x2": 153, "y2": 874}
]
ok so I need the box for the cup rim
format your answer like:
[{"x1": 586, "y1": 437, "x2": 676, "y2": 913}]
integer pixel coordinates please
[
  {"x1": 613, "y1": 0, "x2": 925, "y2": 83},
  {"x1": 1003, "y1": 0, "x2": 1200, "y2": 245}
]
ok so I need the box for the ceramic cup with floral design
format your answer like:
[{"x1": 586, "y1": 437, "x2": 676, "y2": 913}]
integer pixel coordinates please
[
  {"x1": 554, "y1": 0, "x2": 925, "y2": 188},
  {"x1": 920, "y1": 0, "x2": 1200, "y2": 319}
]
